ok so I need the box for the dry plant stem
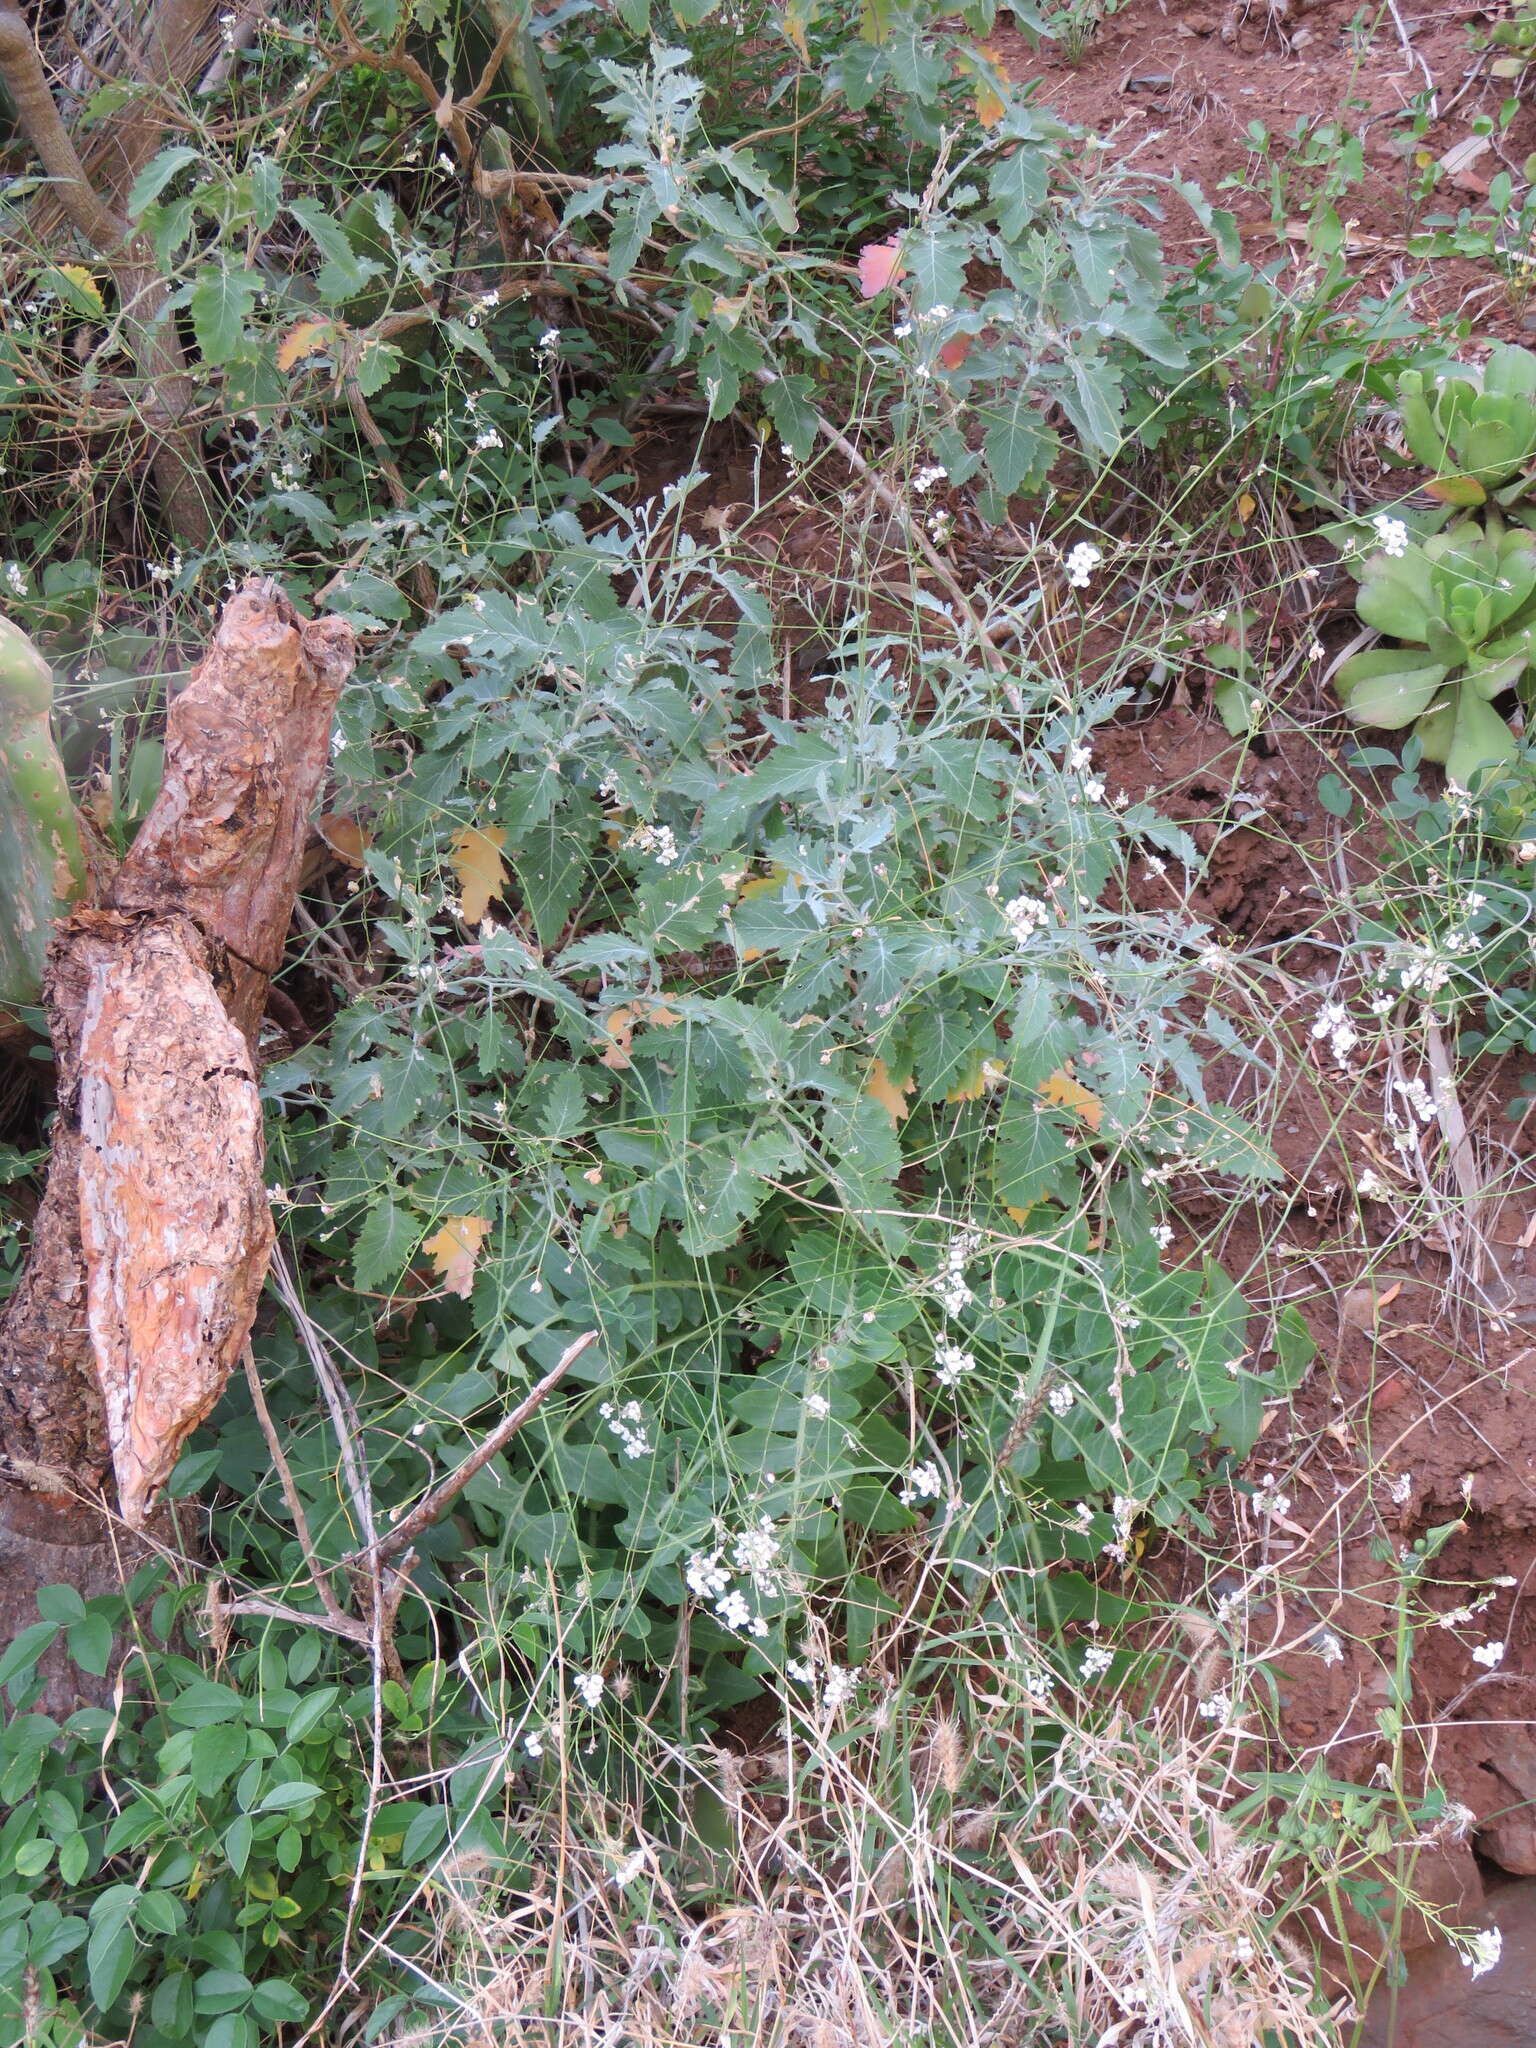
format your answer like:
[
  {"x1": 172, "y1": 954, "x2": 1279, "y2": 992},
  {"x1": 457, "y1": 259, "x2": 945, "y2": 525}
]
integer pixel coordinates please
[
  {"x1": 749, "y1": 368, "x2": 1013, "y2": 688},
  {"x1": 1425, "y1": 1016, "x2": 1490, "y2": 1283},
  {"x1": 240, "y1": 1340, "x2": 349, "y2": 1623},
  {"x1": 347, "y1": 1331, "x2": 599, "y2": 1569},
  {"x1": 0, "y1": 6, "x2": 213, "y2": 543},
  {"x1": 340, "y1": 368, "x2": 437, "y2": 611}
]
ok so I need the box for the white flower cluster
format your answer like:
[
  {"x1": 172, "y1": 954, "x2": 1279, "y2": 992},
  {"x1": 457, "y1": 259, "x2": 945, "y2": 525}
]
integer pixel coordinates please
[
  {"x1": 574, "y1": 1671, "x2": 605, "y2": 1708},
  {"x1": 911, "y1": 462, "x2": 947, "y2": 493},
  {"x1": 1001, "y1": 892, "x2": 1051, "y2": 945},
  {"x1": 599, "y1": 1399, "x2": 652, "y2": 1459},
  {"x1": 784, "y1": 1645, "x2": 861, "y2": 1713},
  {"x1": 1047, "y1": 1382, "x2": 1076, "y2": 1416},
  {"x1": 1311, "y1": 999, "x2": 1359, "y2": 1066},
  {"x1": 1066, "y1": 741, "x2": 1106, "y2": 804},
  {"x1": 1472, "y1": 1640, "x2": 1506, "y2": 1669},
  {"x1": 685, "y1": 1515, "x2": 786, "y2": 1639},
  {"x1": 932, "y1": 1226, "x2": 980, "y2": 1315},
  {"x1": 1080, "y1": 1643, "x2": 1114, "y2": 1681},
  {"x1": 1371, "y1": 512, "x2": 1410, "y2": 558},
  {"x1": 1064, "y1": 540, "x2": 1103, "y2": 588},
  {"x1": 624, "y1": 823, "x2": 680, "y2": 866},
  {"x1": 898, "y1": 1459, "x2": 946, "y2": 1506},
  {"x1": 933, "y1": 1337, "x2": 976, "y2": 1389},
  {"x1": 1101, "y1": 1493, "x2": 1138, "y2": 1565}
]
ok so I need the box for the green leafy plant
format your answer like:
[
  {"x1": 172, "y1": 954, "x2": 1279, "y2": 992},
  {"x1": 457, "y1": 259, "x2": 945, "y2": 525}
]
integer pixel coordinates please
[
  {"x1": 1334, "y1": 512, "x2": 1536, "y2": 784},
  {"x1": 1395, "y1": 342, "x2": 1536, "y2": 500}
]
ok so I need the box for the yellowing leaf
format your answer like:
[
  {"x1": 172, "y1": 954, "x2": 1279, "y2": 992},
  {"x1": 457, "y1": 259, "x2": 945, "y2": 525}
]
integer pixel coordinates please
[
  {"x1": 424, "y1": 1214, "x2": 491, "y2": 1298},
  {"x1": 1004, "y1": 1203, "x2": 1036, "y2": 1226},
  {"x1": 449, "y1": 824, "x2": 508, "y2": 924},
  {"x1": 1237, "y1": 491, "x2": 1256, "y2": 524},
  {"x1": 1425, "y1": 474, "x2": 1488, "y2": 506},
  {"x1": 865, "y1": 1057, "x2": 913, "y2": 1126},
  {"x1": 276, "y1": 317, "x2": 339, "y2": 371},
  {"x1": 317, "y1": 813, "x2": 368, "y2": 865},
  {"x1": 857, "y1": 236, "x2": 906, "y2": 299},
  {"x1": 1041, "y1": 1067, "x2": 1102, "y2": 1131},
  {"x1": 599, "y1": 997, "x2": 683, "y2": 1069},
  {"x1": 939, "y1": 330, "x2": 973, "y2": 372},
  {"x1": 781, "y1": 0, "x2": 810, "y2": 57},
  {"x1": 55, "y1": 263, "x2": 105, "y2": 316},
  {"x1": 946, "y1": 1050, "x2": 1007, "y2": 1102},
  {"x1": 971, "y1": 46, "x2": 1007, "y2": 129}
]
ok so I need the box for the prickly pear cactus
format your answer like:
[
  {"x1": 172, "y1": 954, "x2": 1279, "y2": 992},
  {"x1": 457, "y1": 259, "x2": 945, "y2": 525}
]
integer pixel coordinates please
[{"x1": 0, "y1": 613, "x2": 86, "y2": 1009}]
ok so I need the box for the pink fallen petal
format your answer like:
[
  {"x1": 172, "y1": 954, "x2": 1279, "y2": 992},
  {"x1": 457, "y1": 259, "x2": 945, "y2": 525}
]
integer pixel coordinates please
[{"x1": 857, "y1": 237, "x2": 906, "y2": 299}]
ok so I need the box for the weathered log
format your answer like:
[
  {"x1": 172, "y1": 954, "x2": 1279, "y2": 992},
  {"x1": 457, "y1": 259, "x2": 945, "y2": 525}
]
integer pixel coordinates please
[{"x1": 0, "y1": 584, "x2": 353, "y2": 1538}]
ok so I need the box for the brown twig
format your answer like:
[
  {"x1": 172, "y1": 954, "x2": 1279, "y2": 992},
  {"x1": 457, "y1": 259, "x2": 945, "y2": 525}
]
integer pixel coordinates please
[{"x1": 347, "y1": 1331, "x2": 598, "y2": 1569}]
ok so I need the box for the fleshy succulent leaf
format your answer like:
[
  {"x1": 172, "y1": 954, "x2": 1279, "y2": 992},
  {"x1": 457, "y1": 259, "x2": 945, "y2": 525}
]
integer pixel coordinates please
[{"x1": 1334, "y1": 648, "x2": 1447, "y2": 728}]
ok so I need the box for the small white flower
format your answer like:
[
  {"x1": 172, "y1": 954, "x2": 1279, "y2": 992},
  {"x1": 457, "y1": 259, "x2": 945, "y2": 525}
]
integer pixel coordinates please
[
  {"x1": 1311, "y1": 999, "x2": 1359, "y2": 1066},
  {"x1": 1462, "y1": 1926, "x2": 1503, "y2": 1978},
  {"x1": 524, "y1": 1730, "x2": 545, "y2": 1758},
  {"x1": 716, "y1": 1588, "x2": 754, "y2": 1631},
  {"x1": 933, "y1": 1338, "x2": 976, "y2": 1389},
  {"x1": 600, "y1": 1398, "x2": 652, "y2": 1459},
  {"x1": 1063, "y1": 540, "x2": 1102, "y2": 589},
  {"x1": 473, "y1": 425, "x2": 504, "y2": 451},
  {"x1": 1197, "y1": 1690, "x2": 1232, "y2": 1723},
  {"x1": 624, "y1": 822, "x2": 680, "y2": 867},
  {"x1": 612, "y1": 1846, "x2": 646, "y2": 1886},
  {"x1": 1080, "y1": 1643, "x2": 1114, "y2": 1681},
  {"x1": 1313, "y1": 1628, "x2": 1345, "y2": 1667},
  {"x1": 804, "y1": 1391, "x2": 831, "y2": 1420},
  {"x1": 537, "y1": 326, "x2": 561, "y2": 352},
  {"x1": 821, "y1": 1664, "x2": 860, "y2": 1712},
  {"x1": 730, "y1": 1515, "x2": 783, "y2": 1592},
  {"x1": 898, "y1": 1460, "x2": 945, "y2": 1506},
  {"x1": 574, "y1": 1672, "x2": 605, "y2": 1709},
  {"x1": 911, "y1": 462, "x2": 947, "y2": 493},
  {"x1": 686, "y1": 1549, "x2": 731, "y2": 1600},
  {"x1": 1253, "y1": 1475, "x2": 1291, "y2": 1520},
  {"x1": 1001, "y1": 893, "x2": 1051, "y2": 945},
  {"x1": 1371, "y1": 512, "x2": 1410, "y2": 558},
  {"x1": 1472, "y1": 1640, "x2": 1506, "y2": 1669},
  {"x1": 1048, "y1": 1383, "x2": 1076, "y2": 1416}
]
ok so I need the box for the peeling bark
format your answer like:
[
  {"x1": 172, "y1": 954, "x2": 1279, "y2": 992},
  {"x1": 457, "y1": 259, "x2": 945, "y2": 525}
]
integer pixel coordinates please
[
  {"x1": 0, "y1": 583, "x2": 353, "y2": 1535},
  {"x1": 76, "y1": 913, "x2": 273, "y2": 1526}
]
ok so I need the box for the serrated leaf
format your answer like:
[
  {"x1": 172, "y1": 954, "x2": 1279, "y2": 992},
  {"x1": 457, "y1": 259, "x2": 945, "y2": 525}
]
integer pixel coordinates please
[
  {"x1": 423, "y1": 1215, "x2": 491, "y2": 1298},
  {"x1": 127, "y1": 146, "x2": 200, "y2": 217},
  {"x1": 983, "y1": 398, "x2": 1052, "y2": 498},
  {"x1": 189, "y1": 267, "x2": 260, "y2": 364},
  {"x1": 762, "y1": 374, "x2": 818, "y2": 460},
  {"x1": 352, "y1": 1197, "x2": 416, "y2": 1292}
]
